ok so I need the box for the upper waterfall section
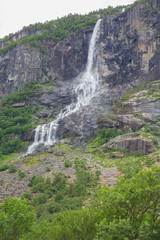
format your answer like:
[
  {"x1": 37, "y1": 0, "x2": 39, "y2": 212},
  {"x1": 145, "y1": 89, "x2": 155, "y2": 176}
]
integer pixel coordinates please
[{"x1": 26, "y1": 19, "x2": 102, "y2": 154}]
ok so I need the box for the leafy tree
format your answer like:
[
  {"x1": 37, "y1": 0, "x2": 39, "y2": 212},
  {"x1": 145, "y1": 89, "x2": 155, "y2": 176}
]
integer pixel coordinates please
[
  {"x1": 0, "y1": 198, "x2": 36, "y2": 240},
  {"x1": 95, "y1": 218, "x2": 135, "y2": 240},
  {"x1": 94, "y1": 166, "x2": 160, "y2": 239},
  {"x1": 22, "y1": 209, "x2": 97, "y2": 240}
]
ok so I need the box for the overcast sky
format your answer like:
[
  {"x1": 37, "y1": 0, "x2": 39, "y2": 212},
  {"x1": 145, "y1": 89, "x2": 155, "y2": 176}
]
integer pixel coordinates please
[{"x1": 1, "y1": 0, "x2": 135, "y2": 38}]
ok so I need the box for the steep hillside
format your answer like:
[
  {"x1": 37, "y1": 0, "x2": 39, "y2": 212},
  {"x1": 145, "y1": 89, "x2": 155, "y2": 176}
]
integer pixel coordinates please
[{"x1": 1, "y1": 1, "x2": 160, "y2": 239}]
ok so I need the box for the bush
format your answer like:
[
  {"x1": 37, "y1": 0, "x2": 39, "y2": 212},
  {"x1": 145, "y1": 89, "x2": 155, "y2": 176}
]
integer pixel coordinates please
[
  {"x1": 0, "y1": 164, "x2": 9, "y2": 172},
  {"x1": 52, "y1": 172, "x2": 66, "y2": 191},
  {"x1": 18, "y1": 170, "x2": 26, "y2": 180},
  {"x1": 28, "y1": 176, "x2": 44, "y2": 187},
  {"x1": 32, "y1": 193, "x2": 49, "y2": 206},
  {"x1": 28, "y1": 176, "x2": 53, "y2": 194},
  {"x1": 8, "y1": 165, "x2": 17, "y2": 173},
  {"x1": 64, "y1": 159, "x2": 72, "y2": 168},
  {"x1": 21, "y1": 191, "x2": 32, "y2": 200},
  {"x1": 22, "y1": 208, "x2": 97, "y2": 240},
  {"x1": 47, "y1": 200, "x2": 61, "y2": 213},
  {"x1": 46, "y1": 167, "x2": 51, "y2": 172}
]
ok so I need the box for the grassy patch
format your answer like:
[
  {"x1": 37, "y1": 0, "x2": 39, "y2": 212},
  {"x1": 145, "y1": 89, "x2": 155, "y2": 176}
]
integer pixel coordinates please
[
  {"x1": 87, "y1": 128, "x2": 123, "y2": 152},
  {"x1": 0, "y1": 152, "x2": 20, "y2": 164},
  {"x1": 22, "y1": 154, "x2": 50, "y2": 167}
]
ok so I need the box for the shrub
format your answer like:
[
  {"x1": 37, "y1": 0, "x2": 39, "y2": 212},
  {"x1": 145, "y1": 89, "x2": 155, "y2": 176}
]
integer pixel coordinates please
[
  {"x1": 18, "y1": 170, "x2": 26, "y2": 180},
  {"x1": 47, "y1": 200, "x2": 61, "y2": 213},
  {"x1": 46, "y1": 167, "x2": 51, "y2": 172},
  {"x1": 64, "y1": 159, "x2": 72, "y2": 168},
  {"x1": 8, "y1": 165, "x2": 17, "y2": 173},
  {"x1": 32, "y1": 193, "x2": 48, "y2": 206},
  {"x1": 28, "y1": 176, "x2": 44, "y2": 187},
  {"x1": 21, "y1": 191, "x2": 32, "y2": 200},
  {"x1": 0, "y1": 164, "x2": 9, "y2": 172},
  {"x1": 52, "y1": 172, "x2": 66, "y2": 191}
]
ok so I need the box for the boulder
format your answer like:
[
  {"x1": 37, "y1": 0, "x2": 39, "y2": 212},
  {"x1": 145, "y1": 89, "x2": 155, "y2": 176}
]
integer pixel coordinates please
[
  {"x1": 112, "y1": 114, "x2": 145, "y2": 129},
  {"x1": 104, "y1": 133, "x2": 156, "y2": 155},
  {"x1": 44, "y1": 146, "x2": 54, "y2": 153}
]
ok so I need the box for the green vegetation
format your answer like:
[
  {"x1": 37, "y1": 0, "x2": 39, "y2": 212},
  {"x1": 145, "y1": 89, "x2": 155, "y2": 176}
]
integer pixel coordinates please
[
  {"x1": 2, "y1": 88, "x2": 34, "y2": 105},
  {"x1": 125, "y1": 0, "x2": 152, "y2": 11},
  {"x1": 0, "y1": 164, "x2": 9, "y2": 172},
  {"x1": 0, "y1": 198, "x2": 36, "y2": 240},
  {"x1": 134, "y1": 0, "x2": 152, "y2": 3},
  {"x1": 0, "y1": 89, "x2": 34, "y2": 157},
  {"x1": 1, "y1": 166, "x2": 160, "y2": 239},
  {"x1": 87, "y1": 138, "x2": 160, "y2": 179},
  {"x1": 18, "y1": 170, "x2": 26, "y2": 180},
  {"x1": 8, "y1": 165, "x2": 18, "y2": 173},
  {"x1": 20, "y1": 159, "x2": 100, "y2": 221},
  {"x1": 0, "y1": 153, "x2": 20, "y2": 164},
  {"x1": 0, "y1": 5, "x2": 125, "y2": 54},
  {"x1": 0, "y1": 79, "x2": 55, "y2": 158},
  {"x1": 94, "y1": 166, "x2": 160, "y2": 240},
  {"x1": 88, "y1": 127, "x2": 123, "y2": 150},
  {"x1": 64, "y1": 159, "x2": 72, "y2": 167},
  {"x1": 0, "y1": 164, "x2": 18, "y2": 173}
]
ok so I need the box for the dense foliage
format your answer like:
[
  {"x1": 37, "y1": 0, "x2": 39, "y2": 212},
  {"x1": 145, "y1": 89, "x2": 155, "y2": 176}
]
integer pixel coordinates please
[
  {"x1": 1, "y1": 166, "x2": 160, "y2": 239},
  {"x1": 0, "y1": 198, "x2": 36, "y2": 240},
  {"x1": 95, "y1": 165, "x2": 160, "y2": 239},
  {"x1": 0, "y1": 88, "x2": 35, "y2": 157}
]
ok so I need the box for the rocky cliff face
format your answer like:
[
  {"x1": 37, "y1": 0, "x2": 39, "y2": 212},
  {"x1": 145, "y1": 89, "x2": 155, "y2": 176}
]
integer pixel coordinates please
[
  {"x1": 0, "y1": 30, "x2": 90, "y2": 97},
  {"x1": 99, "y1": 0, "x2": 160, "y2": 86},
  {"x1": 1, "y1": 0, "x2": 160, "y2": 96},
  {"x1": 0, "y1": 0, "x2": 160, "y2": 143}
]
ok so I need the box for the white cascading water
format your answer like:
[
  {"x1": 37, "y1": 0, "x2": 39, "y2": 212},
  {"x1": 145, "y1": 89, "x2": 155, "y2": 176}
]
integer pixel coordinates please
[{"x1": 26, "y1": 19, "x2": 102, "y2": 154}]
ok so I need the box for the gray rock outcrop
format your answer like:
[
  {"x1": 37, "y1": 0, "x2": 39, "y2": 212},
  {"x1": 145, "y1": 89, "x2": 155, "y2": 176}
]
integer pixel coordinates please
[{"x1": 105, "y1": 133, "x2": 156, "y2": 155}]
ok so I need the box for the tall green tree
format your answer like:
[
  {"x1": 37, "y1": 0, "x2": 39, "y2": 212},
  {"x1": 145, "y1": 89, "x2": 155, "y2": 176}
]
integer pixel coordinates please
[
  {"x1": 0, "y1": 198, "x2": 36, "y2": 240},
  {"x1": 94, "y1": 166, "x2": 160, "y2": 239}
]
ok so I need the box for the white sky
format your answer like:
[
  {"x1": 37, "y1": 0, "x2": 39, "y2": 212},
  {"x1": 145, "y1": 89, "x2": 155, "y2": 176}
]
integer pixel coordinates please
[{"x1": 0, "y1": 0, "x2": 135, "y2": 38}]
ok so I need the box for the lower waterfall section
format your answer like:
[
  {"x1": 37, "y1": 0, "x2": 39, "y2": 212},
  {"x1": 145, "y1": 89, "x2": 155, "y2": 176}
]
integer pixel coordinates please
[{"x1": 26, "y1": 19, "x2": 102, "y2": 154}]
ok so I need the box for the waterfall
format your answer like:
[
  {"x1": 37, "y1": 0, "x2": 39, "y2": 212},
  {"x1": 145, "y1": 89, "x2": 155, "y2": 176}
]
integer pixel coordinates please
[{"x1": 26, "y1": 19, "x2": 102, "y2": 154}]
